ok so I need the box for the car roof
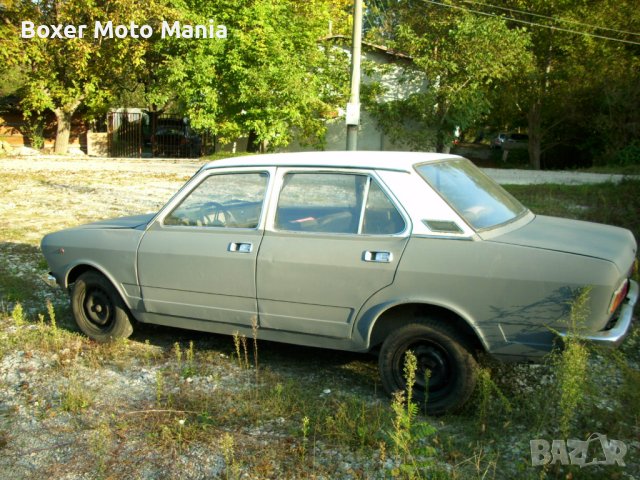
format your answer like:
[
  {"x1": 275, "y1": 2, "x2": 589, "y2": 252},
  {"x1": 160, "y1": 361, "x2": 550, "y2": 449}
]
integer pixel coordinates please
[{"x1": 202, "y1": 151, "x2": 460, "y2": 172}]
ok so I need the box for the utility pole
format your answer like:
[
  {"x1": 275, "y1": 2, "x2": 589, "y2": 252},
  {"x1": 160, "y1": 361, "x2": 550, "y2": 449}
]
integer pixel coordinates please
[{"x1": 346, "y1": 0, "x2": 363, "y2": 151}]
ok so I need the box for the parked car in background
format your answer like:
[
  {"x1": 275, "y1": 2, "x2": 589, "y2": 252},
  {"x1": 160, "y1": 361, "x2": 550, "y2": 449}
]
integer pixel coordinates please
[
  {"x1": 503, "y1": 133, "x2": 529, "y2": 150},
  {"x1": 41, "y1": 151, "x2": 638, "y2": 414},
  {"x1": 151, "y1": 127, "x2": 191, "y2": 157},
  {"x1": 491, "y1": 132, "x2": 529, "y2": 150},
  {"x1": 150, "y1": 119, "x2": 202, "y2": 158},
  {"x1": 490, "y1": 132, "x2": 508, "y2": 149}
]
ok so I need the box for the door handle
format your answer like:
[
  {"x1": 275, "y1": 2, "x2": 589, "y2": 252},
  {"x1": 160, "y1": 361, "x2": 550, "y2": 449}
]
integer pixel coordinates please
[
  {"x1": 228, "y1": 242, "x2": 253, "y2": 253},
  {"x1": 363, "y1": 251, "x2": 393, "y2": 263}
]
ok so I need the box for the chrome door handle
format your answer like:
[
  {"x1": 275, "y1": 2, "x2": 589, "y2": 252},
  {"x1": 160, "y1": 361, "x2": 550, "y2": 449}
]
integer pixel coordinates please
[
  {"x1": 228, "y1": 242, "x2": 253, "y2": 253},
  {"x1": 363, "y1": 251, "x2": 393, "y2": 263}
]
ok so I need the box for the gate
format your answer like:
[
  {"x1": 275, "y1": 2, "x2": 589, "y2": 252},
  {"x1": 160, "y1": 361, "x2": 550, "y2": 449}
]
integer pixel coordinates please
[{"x1": 107, "y1": 111, "x2": 143, "y2": 158}]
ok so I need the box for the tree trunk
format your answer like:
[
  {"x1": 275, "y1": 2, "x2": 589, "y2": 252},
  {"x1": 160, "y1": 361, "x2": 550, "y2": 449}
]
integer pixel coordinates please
[
  {"x1": 53, "y1": 98, "x2": 83, "y2": 154},
  {"x1": 527, "y1": 101, "x2": 542, "y2": 170},
  {"x1": 247, "y1": 130, "x2": 260, "y2": 153},
  {"x1": 53, "y1": 109, "x2": 73, "y2": 154}
]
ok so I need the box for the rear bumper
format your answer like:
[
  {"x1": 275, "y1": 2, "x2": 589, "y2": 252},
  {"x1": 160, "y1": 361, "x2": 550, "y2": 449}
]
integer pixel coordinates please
[{"x1": 560, "y1": 280, "x2": 638, "y2": 347}]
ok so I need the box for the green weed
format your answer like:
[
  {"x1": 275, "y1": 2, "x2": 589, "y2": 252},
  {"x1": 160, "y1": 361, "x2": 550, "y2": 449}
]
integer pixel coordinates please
[
  {"x1": 221, "y1": 432, "x2": 240, "y2": 480},
  {"x1": 11, "y1": 302, "x2": 24, "y2": 327},
  {"x1": 555, "y1": 288, "x2": 591, "y2": 438},
  {"x1": 387, "y1": 350, "x2": 440, "y2": 479},
  {"x1": 60, "y1": 374, "x2": 93, "y2": 413}
]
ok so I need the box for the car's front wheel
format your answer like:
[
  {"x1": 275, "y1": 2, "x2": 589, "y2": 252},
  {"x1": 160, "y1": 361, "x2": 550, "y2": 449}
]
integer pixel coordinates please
[
  {"x1": 378, "y1": 320, "x2": 478, "y2": 415},
  {"x1": 71, "y1": 271, "x2": 134, "y2": 342}
]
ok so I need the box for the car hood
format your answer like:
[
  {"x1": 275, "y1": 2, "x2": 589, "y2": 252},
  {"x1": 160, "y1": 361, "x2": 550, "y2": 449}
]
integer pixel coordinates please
[
  {"x1": 490, "y1": 215, "x2": 637, "y2": 273},
  {"x1": 77, "y1": 213, "x2": 155, "y2": 230}
]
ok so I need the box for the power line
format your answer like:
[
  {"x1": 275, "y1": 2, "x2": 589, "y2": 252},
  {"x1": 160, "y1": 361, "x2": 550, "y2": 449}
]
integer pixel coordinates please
[
  {"x1": 462, "y1": 0, "x2": 640, "y2": 38},
  {"x1": 417, "y1": 0, "x2": 640, "y2": 46}
]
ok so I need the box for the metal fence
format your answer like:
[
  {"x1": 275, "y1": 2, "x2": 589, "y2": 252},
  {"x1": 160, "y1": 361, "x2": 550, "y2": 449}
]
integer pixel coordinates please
[{"x1": 107, "y1": 111, "x2": 143, "y2": 158}]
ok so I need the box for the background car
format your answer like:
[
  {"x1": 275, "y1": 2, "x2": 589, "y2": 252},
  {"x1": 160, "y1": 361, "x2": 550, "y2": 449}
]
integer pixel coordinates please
[
  {"x1": 491, "y1": 132, "x2": 529, "y2": 150},
  {"x1": 490, "y1": 132, "x2": 508, "y2": 149}
]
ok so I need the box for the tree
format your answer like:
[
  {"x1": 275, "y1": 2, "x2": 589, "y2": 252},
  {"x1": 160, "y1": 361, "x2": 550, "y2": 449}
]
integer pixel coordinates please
[
  {"x1": 205, "y1": 0, "x2": 350, "y2": 150},
  {"x1": 363, "y1": 3, "x2": 531, "y2": 152},
  {"x1": 2, "y1": 0, "x2": 352, "y2": 153},
  {"x1": 486, "y1": 0, "x2": 640, "y2": 168},
  {"x1": 1, "y1": 0, "x2": 177, "y2": 153}
]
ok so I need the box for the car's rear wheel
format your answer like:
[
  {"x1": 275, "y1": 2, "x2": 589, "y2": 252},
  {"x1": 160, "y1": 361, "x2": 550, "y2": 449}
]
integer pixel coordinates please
[
  {"x1": 71, "y1": 271, "x2": 134, "y2": 342},
  {"x1": 378, "y1": 320, "x2": 477, "y2": 415}
]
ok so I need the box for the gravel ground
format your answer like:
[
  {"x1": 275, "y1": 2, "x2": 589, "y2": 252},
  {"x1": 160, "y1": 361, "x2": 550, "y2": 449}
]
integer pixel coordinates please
[{"x1": 483, "y1": 167, "x2": 639, "y2": 185}]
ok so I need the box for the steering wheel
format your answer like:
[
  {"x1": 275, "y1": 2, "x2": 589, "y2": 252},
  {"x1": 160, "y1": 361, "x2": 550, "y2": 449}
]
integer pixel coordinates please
[{"x1": 196, "y1": 201, "x2": 235, "y2": 227}]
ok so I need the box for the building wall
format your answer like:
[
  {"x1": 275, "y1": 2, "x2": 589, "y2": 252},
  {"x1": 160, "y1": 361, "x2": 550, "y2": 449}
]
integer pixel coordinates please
[
  {"x1": 0, "y1": 112, "x2": 86, "y2": 151},
  {"x1": 286, "y1": 46, "x2": 427, "y2": 153}
]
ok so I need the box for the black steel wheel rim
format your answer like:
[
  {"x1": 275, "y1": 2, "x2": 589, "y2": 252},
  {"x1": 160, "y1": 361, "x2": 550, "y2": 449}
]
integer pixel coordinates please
[
  {"x1": 396, "y1": 338, "x2": 454, "y2": 401},
  {"x1": 83, "y1": 287, "x2": 113, "y2": 328}
]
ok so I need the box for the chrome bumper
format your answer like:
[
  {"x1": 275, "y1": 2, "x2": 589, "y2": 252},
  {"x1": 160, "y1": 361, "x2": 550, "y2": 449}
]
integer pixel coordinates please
[{"x1": 561, "y1": 280, "x2": 638, "y2": 347}]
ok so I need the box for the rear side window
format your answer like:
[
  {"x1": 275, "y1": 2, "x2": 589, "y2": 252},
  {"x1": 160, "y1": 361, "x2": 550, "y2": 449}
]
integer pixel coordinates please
[
  {"x1": 275, "y1": 172, "x2": 405, "y2": 235},
  {"x1": 362, "y1": 180, "x2": 406, "y2": 235}
]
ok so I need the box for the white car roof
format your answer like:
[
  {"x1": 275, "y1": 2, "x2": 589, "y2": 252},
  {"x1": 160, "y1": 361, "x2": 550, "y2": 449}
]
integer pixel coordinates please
[{"x1": 203, "y1": 150, "x2": 460, "y2": 172}]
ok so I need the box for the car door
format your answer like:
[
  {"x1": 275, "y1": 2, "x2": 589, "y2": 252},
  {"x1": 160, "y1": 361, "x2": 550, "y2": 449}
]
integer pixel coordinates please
[
  {"x1": 256, "y1": 170, "x2": 410, "y2": 339},
  {"x1": 137, "y1": 168, "x2": 272, "y2": 326}
]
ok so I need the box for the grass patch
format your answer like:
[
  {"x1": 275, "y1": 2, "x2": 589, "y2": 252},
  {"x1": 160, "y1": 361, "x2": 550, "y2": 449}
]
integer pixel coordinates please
[
  {"x1": 504, "y1": 179, "x2": 640, "y2": 242},
  {"x1": 583, "y1": 164, "x2": 640, "y2": 175}
]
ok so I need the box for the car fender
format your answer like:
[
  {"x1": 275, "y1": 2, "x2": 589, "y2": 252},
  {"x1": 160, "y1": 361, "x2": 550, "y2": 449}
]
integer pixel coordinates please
[
  {"x1": 353, "y1": 295, "x2": 491, "y2": 352},
  {"x1": 63, "y1": 259, "x2": 139, "y2": 312}
]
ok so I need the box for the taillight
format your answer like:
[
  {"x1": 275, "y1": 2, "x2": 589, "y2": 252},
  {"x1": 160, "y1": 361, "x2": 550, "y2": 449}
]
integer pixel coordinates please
[{"x1": 609, "y1": 279, "x2": 630, "y2": 314}]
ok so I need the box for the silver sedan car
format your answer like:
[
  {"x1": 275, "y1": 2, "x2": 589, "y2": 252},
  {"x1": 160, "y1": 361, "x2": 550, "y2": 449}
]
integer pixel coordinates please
[{"x1": 41, "y1": 151, "x2": 638, "y2": 414}]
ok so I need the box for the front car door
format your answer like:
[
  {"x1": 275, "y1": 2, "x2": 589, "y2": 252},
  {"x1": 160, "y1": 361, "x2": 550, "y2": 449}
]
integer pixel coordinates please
[
  {"x1": 256, "y1": 169, "x2": 410, "y2": 339},
  {"x1": 137, "y1": 168, "x2": 273, "y2": 326}
]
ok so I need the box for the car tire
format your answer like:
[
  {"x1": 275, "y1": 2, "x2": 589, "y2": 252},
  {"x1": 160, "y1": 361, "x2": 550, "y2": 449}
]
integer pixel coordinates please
[
  {"x1": 378, "y1": 320, "x2": 477, "y2": 415},
  {"x1": 71, "y1": 271, "x2": 134, "y2": 342}
]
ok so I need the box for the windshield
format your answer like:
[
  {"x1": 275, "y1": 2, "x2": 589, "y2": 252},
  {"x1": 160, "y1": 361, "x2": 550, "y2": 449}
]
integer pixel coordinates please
[{"x1": 416, "y1": 158, "x2": 527, "y2": 230}]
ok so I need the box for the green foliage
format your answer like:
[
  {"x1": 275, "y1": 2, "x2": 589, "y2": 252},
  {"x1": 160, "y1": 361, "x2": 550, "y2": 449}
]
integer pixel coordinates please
[
  {"x1": 210, "y1": 0, "x2": 348, "y2": 149},
  {"x1": 60, "y1": 373, "x2": 93, "y2": 412},
  {"x1": 504, "y1": 180, "x2": 640, "y2": 243},
  {"x1": 2, "y1": 0, "x2": 350, "y2": 153},
  {"x1": 476, "y1": 367, "x2": 512, "y2": 434},
  {"x1": 2, "y1": 0, "x2": 178, "y2": 151},
  {"x1": 483, "y1": 0, "x2": 640, "y2": 169},
  {"x1": 553, "y1": 287, "x2": 591, "y2": 437},
  {"x1": 11, "y1": 302, "x2": 24, "y2": 327},
  {"x1": 365, "y1": 6, "x2": 531, "y2": 152},
  {"x1": 387, "y1": 350, "x2": 440, "y2": 478},
  {"x1": 612, "y1": 142, "x2": 640, "y2": 166}
]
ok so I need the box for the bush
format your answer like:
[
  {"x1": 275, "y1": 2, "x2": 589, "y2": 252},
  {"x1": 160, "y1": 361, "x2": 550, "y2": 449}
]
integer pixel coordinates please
[{"x1": 612, "y1": 142, "x2": 640, "y2": 166}]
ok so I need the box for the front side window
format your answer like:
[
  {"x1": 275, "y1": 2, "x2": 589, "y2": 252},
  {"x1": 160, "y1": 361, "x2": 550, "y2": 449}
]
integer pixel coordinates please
[
  {"x1": 164, "y1": 172, "x2": 268, "y2": 228},
  {"x1": 275, "y1": 172, "x2": 405, "y2": 235},
  {"x1": 416, "y1": 158, "x2": 526, "y2": 230}
]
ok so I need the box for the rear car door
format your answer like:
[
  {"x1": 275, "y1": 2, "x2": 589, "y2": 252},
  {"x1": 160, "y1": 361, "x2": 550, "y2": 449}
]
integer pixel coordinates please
[
  {"x1": 137, "y1": 168, "x2": 272, "y2": 326},
  {"x1": 256, "y1": 169, "x2": 410, "y2": 338}
]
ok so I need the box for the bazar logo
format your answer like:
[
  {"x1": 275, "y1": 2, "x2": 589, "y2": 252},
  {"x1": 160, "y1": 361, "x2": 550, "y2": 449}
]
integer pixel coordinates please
[{"x1": 530, "y1": 433, "x2": 627, "y2": 467}]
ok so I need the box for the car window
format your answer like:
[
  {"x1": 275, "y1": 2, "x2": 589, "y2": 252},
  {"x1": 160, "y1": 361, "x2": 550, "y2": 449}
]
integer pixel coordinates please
[
  {"x1": 275, "y1": 172, "x2": 404, "y2": 235},
  {"x1": 416, "y1": 159, "x2": 526, "y2": 230},
  {"x1": 362, "y1": 180, "x2": 406, "y2": 234},
  {"x1": 164, "y1": 172, "x2": 268, "y2": 228}
]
